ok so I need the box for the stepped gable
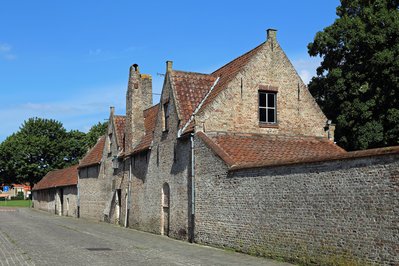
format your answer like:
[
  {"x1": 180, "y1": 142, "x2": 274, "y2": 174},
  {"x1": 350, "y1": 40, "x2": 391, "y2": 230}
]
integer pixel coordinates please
[
  {"x1": 33, "y1": 165, "x2": 78, "y2": 191},
  {"x1": 171, "y1": 70, "x2": 217, "y2": 128},
  {"x1": 79, "y1": 136, "x2": 105, "y2": 168},
  {"x1": 130, "y1": 104, "x2": 159, "y2": 155},
  {"x1": 197, "y1": 132, "x2": 347, "y2": 169},
  {"x1": 114, "y1": 115, "x2": 126, "y2": 149}
]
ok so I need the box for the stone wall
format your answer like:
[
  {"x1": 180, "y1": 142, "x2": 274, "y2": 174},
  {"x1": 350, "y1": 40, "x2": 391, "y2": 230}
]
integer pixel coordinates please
[
  {"x1": 79, "y1": 162, "x2": 112, "y2": 221},
  {"x1": 124, "y1": 71, "x2": 192, "y2": 240},
  {"x1": 33, "y1": 186, "x2": 78, "y2": 218},
  {"x1": 194, "y1": 136, "x2": 399, "y2": 265}
]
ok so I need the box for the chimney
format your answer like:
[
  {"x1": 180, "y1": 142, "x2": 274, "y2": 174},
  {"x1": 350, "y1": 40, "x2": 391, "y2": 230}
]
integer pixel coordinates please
[
  {"x1": 267, "y1": 28, "x2": 277, "y2": 41},
  {"x1": 166, "y1": 60, "x2": 173, "y2": 72},
  {"x1": 110, "y1": 106, "x2": 115, "y2": 115},
  {"x1": 125, "y1": 64, "x2": 152, "y2": 152}
]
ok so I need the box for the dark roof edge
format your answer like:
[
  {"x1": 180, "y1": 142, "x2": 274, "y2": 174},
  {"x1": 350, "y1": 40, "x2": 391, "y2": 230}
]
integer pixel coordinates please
[
  {"x1": 230, "y1": 145, "x2": 399, "y2": 171},
  {"x1": 211, "y1": 41, "x2": 266, "y2": 75},
  {"x1": 32, "y1": 183, "x2": 77, "y2": 191},
  {"x1": 77, "y1": 161, "x2": 101, "y2": 169},
  {"x1": 196, "y1": 131, "x2": 236, "y2": 167}
]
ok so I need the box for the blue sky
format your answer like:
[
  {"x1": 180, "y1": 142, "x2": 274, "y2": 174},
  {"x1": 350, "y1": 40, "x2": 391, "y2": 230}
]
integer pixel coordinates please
[{"x1": 0, "y1": 0, "x2": 340, "y2": 142}]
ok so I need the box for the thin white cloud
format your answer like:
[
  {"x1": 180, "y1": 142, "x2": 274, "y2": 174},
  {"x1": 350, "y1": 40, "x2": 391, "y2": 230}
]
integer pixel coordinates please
[
  {"x1": 0, "y1": 43, "x2": 11, "y2": 52},
  {"x1": 0, "y1": 83, "x2": 127, "y2": 141},
  {"x1": 292, "y1": 56, "x2": 321, "y2": 84},
  {"x1": 0, "y1": 42, "x2": 17, "y2": 61},
  {"x1": 89, "y1": 48, "x2": 102, "y2": 56}
]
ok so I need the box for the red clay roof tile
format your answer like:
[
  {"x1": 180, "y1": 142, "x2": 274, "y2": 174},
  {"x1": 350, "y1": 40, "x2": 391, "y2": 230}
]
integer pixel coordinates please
[
  {"x1": 79, "y1": 136, "x2": 105, "y2": 168},
  {"x1": 197, "y1": 132, "x2": 347, "y2": 169},
  {"x1": 130, "y1": 104, "x2": 159, "y2": 155},
  {"x1": 114, "y1": 115, "x2": 126, "y2": 149},
  {"x1": 198, "y1": 42, "x2": 266, "y2": 113},
  {"x1": 32, "y1": 165, "x2": 78, "y2": 191},
  {"x1": 171, "y1": 71, "x2": 217, "y2": 128}
]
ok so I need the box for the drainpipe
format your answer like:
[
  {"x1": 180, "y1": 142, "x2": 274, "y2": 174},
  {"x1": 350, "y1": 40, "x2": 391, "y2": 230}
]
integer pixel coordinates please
[
  {"x1": 125, "y1": 159, "x2": 131, "y2": 228},
  {"x1": 190, "y1": 133, "x2": 195, "y2": 242},
  {"x1": 77, "y1": 183, "x2": 80, "y2": 218}
]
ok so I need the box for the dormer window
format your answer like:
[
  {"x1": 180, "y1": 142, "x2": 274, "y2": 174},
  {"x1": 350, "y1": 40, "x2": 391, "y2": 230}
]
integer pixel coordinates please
[
  {"x1": 163, "y1": 102, "x2": 170, "y2": 131},
  {"x1": 259, "y1": 91, "x2": 277, "y2": 123}
]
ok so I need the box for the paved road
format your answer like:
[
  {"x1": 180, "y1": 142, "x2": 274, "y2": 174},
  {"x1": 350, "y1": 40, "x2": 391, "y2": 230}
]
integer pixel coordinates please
[{"x1": 0, "y1": 207, "x2": 294, "y2": 266}]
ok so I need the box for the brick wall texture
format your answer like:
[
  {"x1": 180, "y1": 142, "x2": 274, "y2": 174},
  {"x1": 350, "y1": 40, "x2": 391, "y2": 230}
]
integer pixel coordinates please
[
  {"x1": 33, "y1": 186, "x2": 78, "y2": 217},
  {"x1": 194, "y1": 136, "x2": 399, "y2": 265}
]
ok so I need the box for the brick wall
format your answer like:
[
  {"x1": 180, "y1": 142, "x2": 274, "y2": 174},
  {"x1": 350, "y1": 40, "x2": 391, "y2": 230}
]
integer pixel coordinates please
[
  {"x1": 33, "y1": 186, "x2": 78, "y2": 218},
  {"x1": 123, "y1": 72, "x2": 192, "y2": 240},
  {"x1": 196, "y1": 38, "x2": 328, "y2": 139},
  {"x1": 194, "y1": 136, "x2": 399, "y2": 265}
]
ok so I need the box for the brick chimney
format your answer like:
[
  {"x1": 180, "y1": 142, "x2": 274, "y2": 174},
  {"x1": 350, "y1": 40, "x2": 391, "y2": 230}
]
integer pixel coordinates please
[
  {"x1": 267, "y1": 28, "x2": 277, "y2": 41},
  {"x1": 166, "y1": 60, "x2": 173, "y2": 72},
  {"x1": 125, "y1": 64, "x2": 153, "y2": 152}
]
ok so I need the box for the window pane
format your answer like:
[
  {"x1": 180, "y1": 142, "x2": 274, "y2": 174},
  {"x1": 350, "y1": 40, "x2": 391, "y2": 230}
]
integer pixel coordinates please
[
  {"x1": 259, "y1": 108, "x2": 266, "y2": 122},
  {"x1": 267, "y1": 109, "x2": 276, "y2": 123},
  {"x1": 267, "y1": 93, "x2": 275, "y2": 108},
  {"x1": 259, "y1": 93, "x2": 266, "y2": 107}
]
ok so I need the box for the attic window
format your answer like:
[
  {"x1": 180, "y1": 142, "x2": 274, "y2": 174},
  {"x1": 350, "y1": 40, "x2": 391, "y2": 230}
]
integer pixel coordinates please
[
  {"x1": 259, "y1": 91, "x2": 277, "y2": 124},
  {"x1": 163, "y1": 102, "x2": 170, "y2": 131}
]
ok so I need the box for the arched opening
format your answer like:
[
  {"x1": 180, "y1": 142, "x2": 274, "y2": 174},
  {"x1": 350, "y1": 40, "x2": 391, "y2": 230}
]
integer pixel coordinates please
[{"x1": 161, "y1": 183, "x2": 170, "y2": 236}]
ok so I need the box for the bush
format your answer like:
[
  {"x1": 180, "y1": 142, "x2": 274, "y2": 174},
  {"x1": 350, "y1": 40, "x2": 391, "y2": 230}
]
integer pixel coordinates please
[{"x1": 11, "y1": 192, "x2": 25, "y2": 200}]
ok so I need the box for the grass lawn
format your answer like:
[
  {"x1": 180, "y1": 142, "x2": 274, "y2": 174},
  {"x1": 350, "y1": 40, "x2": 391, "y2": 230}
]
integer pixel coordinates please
[{"x1": 0, "y1": 200, "x2": 31, "y2": 207}]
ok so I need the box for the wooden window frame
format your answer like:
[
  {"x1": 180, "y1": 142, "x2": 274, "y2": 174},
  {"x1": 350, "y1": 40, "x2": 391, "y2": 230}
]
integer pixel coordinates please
[{"x1": 258, "y1": 90, "x2": 278, "y2": 126}]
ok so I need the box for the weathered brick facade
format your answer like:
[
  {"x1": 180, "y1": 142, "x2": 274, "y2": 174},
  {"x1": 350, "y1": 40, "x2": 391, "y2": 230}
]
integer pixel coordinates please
[
  {"x1": 32, "y1": 165, "x2": 79, "y2": 217},
  {"x1": 194, "y1": 136, "x2": 398, "y2": 265},
  {"x1": 75, "y1": 29, "x2": 398, "y2": 265}
]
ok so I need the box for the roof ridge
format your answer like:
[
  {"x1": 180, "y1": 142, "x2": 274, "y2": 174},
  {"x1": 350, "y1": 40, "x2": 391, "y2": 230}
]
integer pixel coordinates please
[
  {"x1": 211, "y1": 41, "x2": 266, "y2": 75},
  {"x1": 172, "y1": 70, "x2": 212, "y2": 76}
]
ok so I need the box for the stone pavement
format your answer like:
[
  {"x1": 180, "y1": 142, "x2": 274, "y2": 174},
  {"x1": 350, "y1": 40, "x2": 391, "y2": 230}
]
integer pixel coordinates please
[{"x1": 0, "y1": 207, "x2": 294, "y2": 266}]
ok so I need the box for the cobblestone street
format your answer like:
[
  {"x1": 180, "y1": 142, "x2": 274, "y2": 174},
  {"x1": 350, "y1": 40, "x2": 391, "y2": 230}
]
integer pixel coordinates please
[{"x1": 0, "y1": 207, "x2": 293, "y2": 266}]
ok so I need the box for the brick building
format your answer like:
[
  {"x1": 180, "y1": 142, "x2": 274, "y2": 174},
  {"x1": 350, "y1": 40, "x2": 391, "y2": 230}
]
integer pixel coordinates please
[
  {"x1": 32, "y1": 165, "x2": 78, "y2": 217},
  {"x1": 78, "y1": 29, "x2": 398, "y2": 265}
]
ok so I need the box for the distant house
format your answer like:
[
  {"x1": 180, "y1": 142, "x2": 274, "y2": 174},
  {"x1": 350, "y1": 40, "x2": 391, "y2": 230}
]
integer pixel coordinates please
[
  {"x1": 0, "y1": 184, "x2": 31, "y2": 200},
  {"x1": 32, "y1": 165, "x2": 78, "y2": 217}
]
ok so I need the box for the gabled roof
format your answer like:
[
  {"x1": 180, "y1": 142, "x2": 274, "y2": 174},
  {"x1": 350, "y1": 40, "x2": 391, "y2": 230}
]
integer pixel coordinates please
[
  {"x1": 32, "y1": 165, "x2": 78, "y2": 191},
  {"x1": 79, "y1": 136, "x2": 105, "y2": 168},
  {"x1": 197, "y1": 132, "x2": 347, "y2": 170},
  {"x1": 114, "y1": 115, "x2": 126, "y2": 149},
  {"x1": 199, "y1": 42, "x2": 266, "y2": 112},
  {"x1": 129, "y1": 104, "x2": 159, "y2": 155},
  {"x1": 171, "y1": 70, "x2": 217, "y2": 128}
]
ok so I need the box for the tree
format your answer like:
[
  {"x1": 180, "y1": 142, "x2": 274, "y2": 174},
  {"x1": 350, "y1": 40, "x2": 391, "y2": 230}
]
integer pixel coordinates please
[
  {"x1": 308, "y1": 0, "x2": 399, "y2": 150},
  {"x1": 84, "y1": 122, "x2": 107, "y2": 149},
  {"x1": 0, "y1": 118, "x2": 87, "y2": 187}
]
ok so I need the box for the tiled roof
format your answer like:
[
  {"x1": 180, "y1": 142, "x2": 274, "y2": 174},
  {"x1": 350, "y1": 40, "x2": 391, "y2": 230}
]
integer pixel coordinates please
[
  {"x1": 79, "y1": 136, "x2": 105, "y2": 168},
  {"x1": 130, "y1": 104, "x2": 159, "y2": 155},
  {"x1": 171, "y1": 70, "x2": 217, "y2": 128},
  {"x1": 199, "y1": 42, "x2": 266, "y2": 112},
  {"x1": 197, "y1": 132, "x2": 347, "y2": 170},
  {"x1": 32, "y1": 165, "x2": 78, "y2": 191},
  {"x1": 114, "y1": 115, "x2": 126, "y2": 149}
]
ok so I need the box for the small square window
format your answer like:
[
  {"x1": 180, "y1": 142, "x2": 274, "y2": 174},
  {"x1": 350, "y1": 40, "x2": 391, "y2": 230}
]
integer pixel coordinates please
[{"x1": 259, "y1": 91, "x2": 277, "y2": 123}]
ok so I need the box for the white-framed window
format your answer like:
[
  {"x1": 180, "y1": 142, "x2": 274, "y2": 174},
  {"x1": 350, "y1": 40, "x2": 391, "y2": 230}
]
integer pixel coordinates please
[{"x1": 259, "y1": 91, "x2": 277, "y2": 123}]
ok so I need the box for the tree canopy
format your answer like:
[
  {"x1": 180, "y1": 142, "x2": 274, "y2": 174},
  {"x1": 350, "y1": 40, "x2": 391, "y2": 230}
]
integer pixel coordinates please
[
  {"x1": 308, "y1": 0, "x2": 399, "y2": 150},
  {"x1": 84, "y1": 122, "x2": 107, "y2": 149},
  {"x1": 0, "y1": 118, "x2": 107, "y2": 186}
]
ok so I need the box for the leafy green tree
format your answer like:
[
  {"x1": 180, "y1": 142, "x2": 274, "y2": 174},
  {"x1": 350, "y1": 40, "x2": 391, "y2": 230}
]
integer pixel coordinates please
[
  {"x1": 0, "y1": 118, "x2": 86, "y2": 187},
  {"x1": 308, "y1": 0, "x2": 399, "y2": 150},
  {"x1": 85, "y1": 122, "x2": 107, "y2": 149}
]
